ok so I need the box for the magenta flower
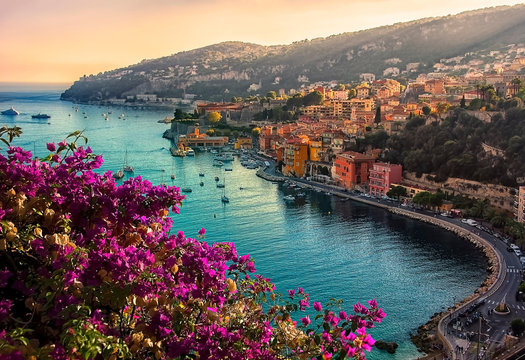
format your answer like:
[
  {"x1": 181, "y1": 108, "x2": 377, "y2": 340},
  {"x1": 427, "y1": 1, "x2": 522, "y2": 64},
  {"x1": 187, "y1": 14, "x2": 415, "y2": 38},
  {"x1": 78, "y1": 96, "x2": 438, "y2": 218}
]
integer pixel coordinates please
[
  {"x1": 300, "y1": 315, "x2": 311, "y2": 326},
  {"x1": 288, "y1": 289, "x2": 295, "y2": 297},
  {"x1": 313, "y1": 302, "x2": 322, "y2": 312},
  {"x1": 57, "y1": 140, "x2": 67, "y2": 147},
  {"x1": 198, "y1": 227, "x2": 206, "y2": 236},
  {"x1": 46, "y1": 142, "x2": 56, "y2": 152}
]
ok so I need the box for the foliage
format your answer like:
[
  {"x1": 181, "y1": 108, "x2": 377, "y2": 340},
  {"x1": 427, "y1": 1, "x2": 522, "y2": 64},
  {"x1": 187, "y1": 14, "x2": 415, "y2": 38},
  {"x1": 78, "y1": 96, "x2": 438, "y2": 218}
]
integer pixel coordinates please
[
  {"x1": 0, "y1": 127, "x2": 385, "y2": 359},
  {"x1": 383, "y1": 108, "x2": 525, "y2": 186},
  {"x1": 386, "y1": 186, "x2": 407, "y2": 200},
  {"x1": 511, "y1": 319, "x2": 525, "y2": 336},
  {"x1": 412, "y1": 191, "x2": 444, "y2": 209},
  {"x1": 303, "y1": 91, "x2": 324, "y2": 106},
  {"x1": 252, "y1": 127, "x2": 261, "y2": 137},
  {"x1": 174, "y1": 109, "x2": 198, "y2": 120},
  {"x1": 207, "y1": 111, "x2": 222, "y2": 124}
]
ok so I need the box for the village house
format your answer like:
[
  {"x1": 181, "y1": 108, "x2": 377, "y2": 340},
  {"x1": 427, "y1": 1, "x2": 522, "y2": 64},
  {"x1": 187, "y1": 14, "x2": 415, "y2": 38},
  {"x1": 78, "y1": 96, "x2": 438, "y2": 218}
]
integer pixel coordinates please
[
  {"x1": 369, "y1": 163, "x2": 403, "y2": 197},
  {"x1": 334, "y1": 151, "x2": 376, "y2": 189}
]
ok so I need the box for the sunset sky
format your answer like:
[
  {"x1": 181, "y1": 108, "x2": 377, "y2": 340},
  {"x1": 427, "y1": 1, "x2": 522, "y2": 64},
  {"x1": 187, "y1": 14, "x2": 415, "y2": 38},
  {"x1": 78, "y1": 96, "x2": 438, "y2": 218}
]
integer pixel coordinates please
[{"x1": 1, "y1": 0, "x2": 523, "y2": 85}]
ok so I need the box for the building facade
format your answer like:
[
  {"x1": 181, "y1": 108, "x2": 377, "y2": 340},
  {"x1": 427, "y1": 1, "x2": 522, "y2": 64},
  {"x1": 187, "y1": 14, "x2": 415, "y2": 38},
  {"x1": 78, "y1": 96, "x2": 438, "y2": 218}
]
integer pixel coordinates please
[
  {"x1": 369, "y1": 163, "x2": 403, "y2": 197},
  {"x1": 334, "y1": 152, "x2": 376, "y2": 189}
]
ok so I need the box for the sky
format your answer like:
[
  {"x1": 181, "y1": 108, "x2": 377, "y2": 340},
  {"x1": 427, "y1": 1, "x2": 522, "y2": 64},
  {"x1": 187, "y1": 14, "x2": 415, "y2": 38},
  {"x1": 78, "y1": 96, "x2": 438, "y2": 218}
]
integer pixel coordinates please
[{"x1": 1, "y1": 0, "x2": 524, "y2": 85}]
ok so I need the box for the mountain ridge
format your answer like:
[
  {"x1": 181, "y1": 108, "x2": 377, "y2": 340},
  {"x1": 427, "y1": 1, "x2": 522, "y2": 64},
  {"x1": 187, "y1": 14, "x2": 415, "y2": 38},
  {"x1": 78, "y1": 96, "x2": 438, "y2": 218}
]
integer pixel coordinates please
[{"x1": 61, "y1": 4, "x2": 525, "y2": 102}]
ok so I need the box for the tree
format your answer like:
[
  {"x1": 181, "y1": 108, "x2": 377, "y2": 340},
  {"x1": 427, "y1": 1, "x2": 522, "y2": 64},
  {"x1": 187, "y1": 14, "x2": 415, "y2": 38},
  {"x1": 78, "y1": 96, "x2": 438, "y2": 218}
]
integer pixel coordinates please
[
  {"x1": 303, "y1": 91, "x2": 324, "y2": 106},
  {"x1": 460, "y1": 95, "x2": 466, "y2": 109},
  {"x1": 251, "y1": 127, "x2": 261, "y2": 137},
  {"x1": 387, "y1": 185, "x2": 407, "y2": 200},
  {"x1": 206, "y1": 129, "x2": 215, "y2": 136},
  {"x1": 207, "y1": 111, "x2": 222, "y2": 124},
  {"x1": 374, "y1": 106, "x2": 381, "y2": 125},
  {"x1": 422, "y1": 106, "x2": 431, "y2": 116},
  {"x1": 436, "y1": 103, "x2": 450, "y2": 117},
  {"x1": 174, "y1": 108, "x2": 184, "y2": 120},
  {"x1": 266, "y1": 91, "x2": 277, "y2": 99},
  {"x1": 511, "y1": 319, "x2": 525, "y2": 336}
]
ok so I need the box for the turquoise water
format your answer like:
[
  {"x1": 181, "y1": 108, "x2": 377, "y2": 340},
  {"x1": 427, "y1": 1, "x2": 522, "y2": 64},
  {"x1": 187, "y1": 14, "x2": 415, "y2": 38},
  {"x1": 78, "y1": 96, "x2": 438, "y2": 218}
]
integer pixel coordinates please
[{"x1": 0, "y1": 91, "x2": 487, "y2": 359}]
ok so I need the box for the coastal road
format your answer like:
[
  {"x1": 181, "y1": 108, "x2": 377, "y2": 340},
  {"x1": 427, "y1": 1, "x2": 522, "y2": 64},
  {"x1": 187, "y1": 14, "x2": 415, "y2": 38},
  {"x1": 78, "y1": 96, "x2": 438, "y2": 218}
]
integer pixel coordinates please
[{"x1": 253, "y1": 155, "x2": 524, "y2": 359}]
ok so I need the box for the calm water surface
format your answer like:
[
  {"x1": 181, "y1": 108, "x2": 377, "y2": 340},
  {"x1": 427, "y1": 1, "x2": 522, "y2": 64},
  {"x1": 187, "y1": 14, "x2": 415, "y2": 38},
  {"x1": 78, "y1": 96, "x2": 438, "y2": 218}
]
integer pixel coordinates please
[{"x1": 0, "y1": 91, "x2": 487, "y2": 359}]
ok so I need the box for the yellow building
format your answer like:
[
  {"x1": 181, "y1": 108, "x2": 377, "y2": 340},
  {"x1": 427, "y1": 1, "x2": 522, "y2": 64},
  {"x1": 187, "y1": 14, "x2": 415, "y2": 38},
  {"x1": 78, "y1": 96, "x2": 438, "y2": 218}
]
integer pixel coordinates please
[
  {"x1": 234, "y1": 137, "x2": 253, "y2": 150},
  {"x1": 283, "y1": 139, "x2": 309, "y2": 177},
  {"x1": 308, "y1": 140, "x2": 322, "y2": 162}
]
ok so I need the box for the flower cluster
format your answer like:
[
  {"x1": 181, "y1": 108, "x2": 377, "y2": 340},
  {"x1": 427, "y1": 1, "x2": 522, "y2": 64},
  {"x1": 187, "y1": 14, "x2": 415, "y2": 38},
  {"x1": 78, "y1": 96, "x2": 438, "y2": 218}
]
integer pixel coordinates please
[{"x1": 0, "y1": 128, "x2": 384, "y2": 359}]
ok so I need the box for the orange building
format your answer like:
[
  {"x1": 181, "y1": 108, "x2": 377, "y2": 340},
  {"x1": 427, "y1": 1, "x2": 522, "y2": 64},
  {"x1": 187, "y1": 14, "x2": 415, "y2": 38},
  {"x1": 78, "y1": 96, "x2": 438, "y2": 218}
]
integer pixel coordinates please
[
  {"x1": 234, "y1": 137, "x2": 252, "y2": 150},
  {"x1": 283, "y1": 138, "x2": 309, "y2": 177},
  {"x1": 335, "y1": 152, "x2": 376, "y2": 189}
]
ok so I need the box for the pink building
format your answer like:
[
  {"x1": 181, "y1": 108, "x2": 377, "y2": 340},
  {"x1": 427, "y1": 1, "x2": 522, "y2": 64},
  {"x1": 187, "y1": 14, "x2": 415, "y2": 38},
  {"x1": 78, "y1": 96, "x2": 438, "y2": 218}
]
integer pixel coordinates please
[{"x1": 369, "y1": 163, "x2": 402, "y2": 197}]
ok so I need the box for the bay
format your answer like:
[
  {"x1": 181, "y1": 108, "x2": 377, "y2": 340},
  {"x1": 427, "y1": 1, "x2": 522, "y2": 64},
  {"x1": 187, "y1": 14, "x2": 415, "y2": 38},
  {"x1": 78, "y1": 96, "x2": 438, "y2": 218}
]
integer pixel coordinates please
[{"x1": 0, "y1": 90, "x2": 487, "y2": 359}]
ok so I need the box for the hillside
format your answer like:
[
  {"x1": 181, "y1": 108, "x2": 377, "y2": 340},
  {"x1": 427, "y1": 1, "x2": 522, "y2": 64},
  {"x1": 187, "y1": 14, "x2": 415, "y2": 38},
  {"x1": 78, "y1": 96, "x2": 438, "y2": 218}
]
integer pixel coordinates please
[{"x1": 61, "y1": 5, "x2": 525, "y2": 102}]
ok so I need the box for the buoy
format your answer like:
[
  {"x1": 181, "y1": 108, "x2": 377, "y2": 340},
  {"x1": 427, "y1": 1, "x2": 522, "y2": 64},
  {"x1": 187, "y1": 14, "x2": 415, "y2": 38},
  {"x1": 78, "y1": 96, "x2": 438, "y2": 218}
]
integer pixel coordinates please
[
  {"x1": 328, "y1": 211, "x2": 331, "y2": 215},
  {"x1": 214, "y1": 214, "x2": 216, "y2": 218}
]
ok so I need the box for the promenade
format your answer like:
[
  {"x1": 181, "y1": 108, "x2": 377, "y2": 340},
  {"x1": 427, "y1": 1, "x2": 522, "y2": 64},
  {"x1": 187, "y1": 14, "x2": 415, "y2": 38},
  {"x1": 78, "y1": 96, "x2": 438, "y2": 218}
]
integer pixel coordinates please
[{"x1": 253, "y1": 158, "x2": 522, "y2": 360}]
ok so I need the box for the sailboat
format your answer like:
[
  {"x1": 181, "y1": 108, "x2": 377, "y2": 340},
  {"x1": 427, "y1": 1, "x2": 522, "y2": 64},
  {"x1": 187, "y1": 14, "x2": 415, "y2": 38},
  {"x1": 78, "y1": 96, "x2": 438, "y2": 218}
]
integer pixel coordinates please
[
  {"x1": 123, "y1": 150, "x2": 134, "y2": 173},
  {"x1": 221, "y1": 178, "x2": 229, "y2": 203},
  {"x1": 181, "y1": 169, "x2": 192, "y2": 193}
]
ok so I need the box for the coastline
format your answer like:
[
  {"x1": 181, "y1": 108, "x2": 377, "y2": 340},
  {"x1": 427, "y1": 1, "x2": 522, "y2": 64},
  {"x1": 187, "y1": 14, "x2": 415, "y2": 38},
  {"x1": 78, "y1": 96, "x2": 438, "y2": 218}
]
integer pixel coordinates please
[{"x1": 257, "y1": 164, "x2": 501, "y2": 358}]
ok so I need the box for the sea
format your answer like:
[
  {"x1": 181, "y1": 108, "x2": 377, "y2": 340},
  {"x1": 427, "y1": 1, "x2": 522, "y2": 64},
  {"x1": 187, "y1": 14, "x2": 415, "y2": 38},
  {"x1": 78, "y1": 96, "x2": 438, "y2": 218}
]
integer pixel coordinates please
[{"x1": 0, "y1": 87, "x2": 487, "y2": 359}]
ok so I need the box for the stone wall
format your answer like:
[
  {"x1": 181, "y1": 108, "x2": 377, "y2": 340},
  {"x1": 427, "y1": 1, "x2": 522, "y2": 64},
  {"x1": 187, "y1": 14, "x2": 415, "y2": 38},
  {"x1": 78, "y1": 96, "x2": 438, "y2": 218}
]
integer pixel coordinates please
[{"x1": 404, "y1": 172, "x2": 515, "y2": 212}]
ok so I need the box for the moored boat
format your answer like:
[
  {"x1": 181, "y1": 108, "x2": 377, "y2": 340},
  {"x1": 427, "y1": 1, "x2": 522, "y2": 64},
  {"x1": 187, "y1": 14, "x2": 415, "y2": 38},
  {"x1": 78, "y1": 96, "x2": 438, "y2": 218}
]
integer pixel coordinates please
[
  {"x1": 113, "y1": 170, "x2": 124, "y2": 179},
  {"x1": 32, "y1": 113, "x2": 51, "y2": 119},
  {"x1": 1, "y1": 106, "x2": 20, "y2": 115}
]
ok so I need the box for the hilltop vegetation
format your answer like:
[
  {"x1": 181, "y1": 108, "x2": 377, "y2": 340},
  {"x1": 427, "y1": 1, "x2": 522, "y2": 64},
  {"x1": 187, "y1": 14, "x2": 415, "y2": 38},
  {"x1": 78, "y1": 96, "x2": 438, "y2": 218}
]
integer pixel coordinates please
[
  {"x1": 61, "y1": 5, "x2": 525, "y2": 102},
  {"x1": 381, "y1": 107, "x2": 525, "y2": 187}
]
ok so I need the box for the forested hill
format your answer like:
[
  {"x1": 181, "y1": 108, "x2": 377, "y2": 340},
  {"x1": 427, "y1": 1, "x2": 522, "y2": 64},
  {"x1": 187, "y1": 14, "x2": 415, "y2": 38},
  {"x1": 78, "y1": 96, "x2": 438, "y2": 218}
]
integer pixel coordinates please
[
  {"x1": 61, "y1": 5, "x2": 525, "y2": 102},
  {"x1": 380, "y1": 107, "x2": 525, "y2": 187}
]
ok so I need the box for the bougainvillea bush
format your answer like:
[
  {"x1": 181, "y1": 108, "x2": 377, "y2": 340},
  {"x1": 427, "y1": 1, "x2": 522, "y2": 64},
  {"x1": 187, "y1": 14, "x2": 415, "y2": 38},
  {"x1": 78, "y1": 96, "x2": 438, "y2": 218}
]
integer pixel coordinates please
[{"x1": 0, "y1": 126, "x2": 385, "y2": 360}]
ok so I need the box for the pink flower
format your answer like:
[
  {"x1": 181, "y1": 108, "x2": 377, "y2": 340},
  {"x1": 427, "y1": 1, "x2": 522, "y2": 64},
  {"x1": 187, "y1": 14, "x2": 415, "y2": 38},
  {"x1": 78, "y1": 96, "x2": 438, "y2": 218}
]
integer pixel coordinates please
[
  {"x1": 198, "y1": 228, "x2": 206, "y2": 236},
  {"x1": 300, "y1": 316, "x2": 311, "y2": 326},
  {"x1": 46, "y1": 142, "x2": 56, "y2": 152},
  {"x1": 368, "y1": 299, "x2": 378, "y2": 309},
  {"x1": 58, "y1": 140, "x2": 67, "y2": 147},
  {"x1": 313, "y1": 302, "x2": 322, "y2": 312},
  {"x1": 288, "y1": 289, "x2": 295, "y2": 297}
]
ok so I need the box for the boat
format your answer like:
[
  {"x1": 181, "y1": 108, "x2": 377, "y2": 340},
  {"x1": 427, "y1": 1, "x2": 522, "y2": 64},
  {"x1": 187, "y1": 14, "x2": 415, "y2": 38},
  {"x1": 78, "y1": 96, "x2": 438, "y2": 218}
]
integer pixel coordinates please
[
  {"x1": 214, "y1": 176, "x2": 220, "y2": 182},
  {"x1": 214, "y1": 152, "x2": 234, "y2": 162},
  {"x1": 170, "y1": 147, "x2": 186, "y2": 157},
  {"x1": 199, "y1": 173, "x2": 205, "y2": 177},
  {"x1": 225, "y1": 168, "x2": 232, "y2": 171},
  {"x1": 123, "y1": 150, "x2": 134, "y2": 173},
  {"x1": 32, "y1": 113, "x2": 51, "y2": 119},
  {"x1": 200, "y1": 181, "x2": 204, "y2": 186},
  {"x1": 1, "y1": 106, "x2": 20, "y2": 115},
  {"x1": 239, "y1": 187, "x2": 245, "y2": 190},
  {"x1": 213, "y1": 160, "x2": 224, "y2": 167},
  {"x1": 181, "y1": 187, "x2": 192, "y2": 193},
  {"x1": 221, "y1": 179, "x2": 229, "y2": 203},
  {"x1": 113, "y1": 170, "x2": 124, "y2": 179},
  {"x1": 210, "y1": 149, "x2": 218, "y2": 154},
  {"x1": 283, "y1": 195, "x2": 295, "y2": 202},
  {"x1": 186, "y1": 148, "x2": 195, "y2": 156},
  {"x1": 216, "y1": 182, "x2": 225, "y2": 188}
]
